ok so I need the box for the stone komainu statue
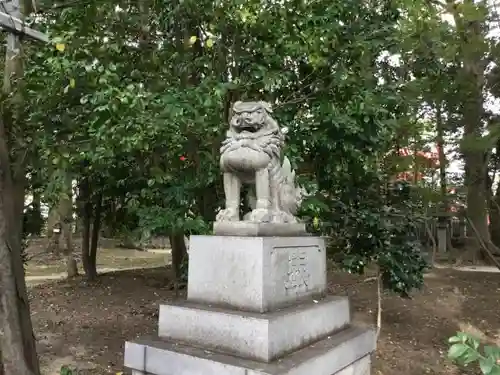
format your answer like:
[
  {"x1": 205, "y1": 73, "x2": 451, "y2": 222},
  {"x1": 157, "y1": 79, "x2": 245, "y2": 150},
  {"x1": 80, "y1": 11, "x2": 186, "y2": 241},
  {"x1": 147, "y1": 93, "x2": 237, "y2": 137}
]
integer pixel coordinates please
[{"x1": 216, "y1": 101, "x2": 301, "y2": 224}]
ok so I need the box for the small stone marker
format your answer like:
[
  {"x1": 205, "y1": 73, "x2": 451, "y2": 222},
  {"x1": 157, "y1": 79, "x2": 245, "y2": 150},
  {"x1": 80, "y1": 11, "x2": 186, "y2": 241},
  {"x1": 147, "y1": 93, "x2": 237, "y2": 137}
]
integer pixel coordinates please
[{"x1": 124, "y1": 101, "x2": 376, "y2": 374}]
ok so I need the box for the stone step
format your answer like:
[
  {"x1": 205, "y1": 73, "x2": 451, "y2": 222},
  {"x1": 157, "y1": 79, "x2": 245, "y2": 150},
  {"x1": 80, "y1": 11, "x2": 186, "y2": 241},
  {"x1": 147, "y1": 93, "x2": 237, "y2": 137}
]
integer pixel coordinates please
[
  {"x1": 187, "y1": 235, "x2": 327, "y2": 313},
  {"x1": 158, "y1": 296, "x2": 350, "y2": 362},
  {"x1": 125, "y1": 325, "x2": 375, "y2": 375}
]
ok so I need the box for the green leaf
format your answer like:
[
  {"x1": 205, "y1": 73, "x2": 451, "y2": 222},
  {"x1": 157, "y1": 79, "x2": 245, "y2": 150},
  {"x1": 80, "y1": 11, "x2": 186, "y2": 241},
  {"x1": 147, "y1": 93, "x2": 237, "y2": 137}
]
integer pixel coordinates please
[
  {"x1": 485, "y1": 346, "x2": 500, "y2": 358},
  {"x1": 448, "y1": 343, "x2": 469, "y2": 360},
  {"x1": 463, "y1": 349, "x2": 479, "y2": 364},
  {"x1": 480, "y1": 357, "x2": 496, "y2": 374},
  {"x1": 449, "y1": 332, "x2": 469, "y2": 344},
  {"x1": 469, "y1": 336, "x2": 480, "y2": 350}
]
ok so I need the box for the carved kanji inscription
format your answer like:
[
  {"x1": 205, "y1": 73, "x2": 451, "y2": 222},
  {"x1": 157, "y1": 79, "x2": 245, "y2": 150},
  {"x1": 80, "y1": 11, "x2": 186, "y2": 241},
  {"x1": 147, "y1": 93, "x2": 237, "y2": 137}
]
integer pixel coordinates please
[{"x1": 284, "y1": 248, "x2": 310, "y2": 292}]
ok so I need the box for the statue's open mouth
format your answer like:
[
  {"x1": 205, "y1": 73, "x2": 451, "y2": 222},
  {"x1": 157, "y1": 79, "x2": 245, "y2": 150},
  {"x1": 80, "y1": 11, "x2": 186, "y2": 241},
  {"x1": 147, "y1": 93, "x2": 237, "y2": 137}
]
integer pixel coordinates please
[
  {"x1": 234, "y1": 118, "x2": 259, "y2": 133},
  {"x1": 235, "y1": 121, "x2": 258, "y2": 132},
  {"x1": 239, "y1": 125, "x2": 258, "y2": 132}
]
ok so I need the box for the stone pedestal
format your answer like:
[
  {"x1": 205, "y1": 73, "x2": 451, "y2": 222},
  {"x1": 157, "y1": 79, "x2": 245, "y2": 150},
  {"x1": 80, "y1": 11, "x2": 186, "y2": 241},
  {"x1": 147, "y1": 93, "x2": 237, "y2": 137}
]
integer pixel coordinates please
[
  {"x1": 437, "y1": 222, "x2": 448, "y2": 253},
  {"x1": 124, "y1": 235, "x2": 376, "y2": 375}
]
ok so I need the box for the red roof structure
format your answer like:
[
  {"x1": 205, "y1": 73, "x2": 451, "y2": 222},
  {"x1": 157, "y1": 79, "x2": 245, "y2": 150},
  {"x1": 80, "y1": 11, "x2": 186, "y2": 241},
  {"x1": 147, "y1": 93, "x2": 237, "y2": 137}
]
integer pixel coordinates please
[{"x1": 395, "y1": 147, "x2": 439, "y2": 182}]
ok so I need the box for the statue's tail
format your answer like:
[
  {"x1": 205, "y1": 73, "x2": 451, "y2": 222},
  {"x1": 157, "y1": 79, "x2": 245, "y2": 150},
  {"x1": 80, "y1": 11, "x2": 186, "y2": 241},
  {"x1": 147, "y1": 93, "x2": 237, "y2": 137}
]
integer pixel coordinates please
[{"x1": 280, "y1": 157, "x2": 301, "y2": 215}]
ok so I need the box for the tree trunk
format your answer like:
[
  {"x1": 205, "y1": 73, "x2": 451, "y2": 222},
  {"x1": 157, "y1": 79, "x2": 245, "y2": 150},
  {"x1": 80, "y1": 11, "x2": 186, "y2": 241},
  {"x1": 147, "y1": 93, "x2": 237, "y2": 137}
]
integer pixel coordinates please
[
  {"x1": 81, "y1": 202, "x2": 94, "y2": 279},
  {"x1": 451, "y1": 0, "x2": 491, "y2": 261},
  {"x1": 169, "y1": 232, "x2": 187, "y2": 288},
  {"x1": 29, "y1": 170, "x2": 43, "y2": 237},
  {"x1": 31, "y1": 187, "x2": 41, "y2": 218},
  {"x1": 436, "y1": 103, "x2": 450, "y2": 251},
  {"x1": 46, "y1": 207, "x2": 60, "y2": 254},
  {"x1": 0, "y1": 78, "x2": 40, "y2": 375},
  {"x1": 463, "y1": 122, "x2": 490, "y2": 260},
  {"x1": 89, "y1": 193, "x2": 102, "y2": 279},
  {"x1": 79, "y1": 175, "x2": 101, "y2": 282},
  {"x1": 80, "y1": 177, "x2": 95, "y2": 280},
  {"x1": 489, "y1": 179, "x2": 500, "y2": 246},
  {"x1": 0, "y1": 2, "x2": 40, "y2": 371},
  {"x1": 0, "y1": 194, "x2": 34, "y2": 375},
  {"x1": 436, "y1": 104, "x2": 448, "y2": 213},
  {"x1": 60, "y1": 174, "x2": 78, "y2": 277},
  {"x1": 412, "y1": 143, "x2": 419, "y2": 184}
]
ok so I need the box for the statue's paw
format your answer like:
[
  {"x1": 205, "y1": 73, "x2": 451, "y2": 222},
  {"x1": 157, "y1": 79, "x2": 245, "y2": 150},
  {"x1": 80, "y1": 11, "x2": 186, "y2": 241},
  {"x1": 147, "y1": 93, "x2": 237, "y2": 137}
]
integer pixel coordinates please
[
  {"x1": 271, "y1": 211, "x2": 297, "y2": 224},
  {"x1": 249, "y1": 208, "x2": 272, "y2": 223},
  {"x1": 216, "y1": 208, "x2": 239, "y2": 222}
]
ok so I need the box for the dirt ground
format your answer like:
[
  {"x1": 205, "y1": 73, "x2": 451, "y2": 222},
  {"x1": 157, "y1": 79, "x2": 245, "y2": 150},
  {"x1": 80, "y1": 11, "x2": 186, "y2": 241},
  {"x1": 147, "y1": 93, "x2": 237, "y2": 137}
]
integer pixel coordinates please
[
  {"x1": 24, "y1": 238, "x2": 167, "y2": 278},
  {"x1": 27, "y1": 251, "x2": 500, "y2": 375}
]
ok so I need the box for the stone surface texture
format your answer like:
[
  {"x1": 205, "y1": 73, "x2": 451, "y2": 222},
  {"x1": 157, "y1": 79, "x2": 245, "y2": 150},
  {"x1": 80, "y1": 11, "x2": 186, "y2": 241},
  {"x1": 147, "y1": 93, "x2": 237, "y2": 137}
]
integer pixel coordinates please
[
  {"x1": 437, "y1": 227, "x2": 447, "y2": 253},
  {"x1": 213, "y1": 221, "x2": 307, "y2": 237},
  {"x1": 130, "y1": 355, "x2": 370, "y2": 375},
  {"x1": 216, "y1": 101, "x2": 302, "y2": 227},
  {"x1": 125, "y1": 327, "x2": 374, "y2": 375},
  {"x1": 158, "y1": 296, "x2": 350, "y2": 362},
  {"x1": 125, "y1": 234, "x2": 375, "y2": 374},
  {"x1": 187, "y1": 235, "x2": 327, "y2": 313}
]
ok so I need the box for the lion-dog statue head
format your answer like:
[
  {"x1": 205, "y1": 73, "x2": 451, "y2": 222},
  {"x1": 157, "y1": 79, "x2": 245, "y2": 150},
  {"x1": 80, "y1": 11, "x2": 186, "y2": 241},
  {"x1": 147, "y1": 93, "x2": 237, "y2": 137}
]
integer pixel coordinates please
[{"x1": 220, "y1": 101, "x2": 283, "y2": 180}]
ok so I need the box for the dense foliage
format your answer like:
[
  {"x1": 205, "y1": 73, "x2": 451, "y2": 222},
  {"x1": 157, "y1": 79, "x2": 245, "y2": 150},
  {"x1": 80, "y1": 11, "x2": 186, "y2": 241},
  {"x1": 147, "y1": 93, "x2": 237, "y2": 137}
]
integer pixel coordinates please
[
  {"x1": 19, "y1": 0, "x2": 500, "y2": 293},
  {"x1": 19, "y1": 0, "x2": 432, "y2": 294}
]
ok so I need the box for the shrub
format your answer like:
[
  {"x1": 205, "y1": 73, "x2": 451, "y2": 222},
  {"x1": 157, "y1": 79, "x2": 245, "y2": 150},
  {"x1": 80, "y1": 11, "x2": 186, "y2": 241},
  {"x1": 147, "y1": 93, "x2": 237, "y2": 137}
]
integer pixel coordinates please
[{"x1": 448, "y1": 332, "x2": 500, "y2": 375}]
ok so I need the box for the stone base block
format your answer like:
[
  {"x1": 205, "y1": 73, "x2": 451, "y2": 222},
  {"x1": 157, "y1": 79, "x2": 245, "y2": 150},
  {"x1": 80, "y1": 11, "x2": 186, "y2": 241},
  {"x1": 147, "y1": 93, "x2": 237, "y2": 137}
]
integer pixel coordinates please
[
  {"x1": 187, "y1": 235, "x2": 327, "y2": 313},
  {"x1": 158, "y1": 296, "x2": 350, "y2": 362},
  {"x1": 125, "y1": 326, "x2": 375, "y2": 375},
  {"x1": 213, "y1": 222, "x2": 308, "y2": 237},
  {"x1": 132, "y1": 357, "x2": 369, "y2": 375}
]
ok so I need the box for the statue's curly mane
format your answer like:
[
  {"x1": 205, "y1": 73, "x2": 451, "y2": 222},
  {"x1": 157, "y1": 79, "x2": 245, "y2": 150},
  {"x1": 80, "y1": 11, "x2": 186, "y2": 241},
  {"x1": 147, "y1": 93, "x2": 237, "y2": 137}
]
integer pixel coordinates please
[
  {"x1": 220, "y1": 104, "x2": 284, "y2": 175},
  {"x1": 220, "y1": 130, "x2": 283, "y2": 161}
]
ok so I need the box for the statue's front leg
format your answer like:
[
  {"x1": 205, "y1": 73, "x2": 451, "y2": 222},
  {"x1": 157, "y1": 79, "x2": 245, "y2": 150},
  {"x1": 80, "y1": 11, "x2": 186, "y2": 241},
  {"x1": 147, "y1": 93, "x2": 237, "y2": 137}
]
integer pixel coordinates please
[
  {"x1": 216, "y1": 173, "x2": 241, "y2": 222},
  {"x1": 269, "y1": 180, "x2": 282, "y2": 223},
  {"x1": 249, "y1": 168, "x2": 271, "y2": 223}
]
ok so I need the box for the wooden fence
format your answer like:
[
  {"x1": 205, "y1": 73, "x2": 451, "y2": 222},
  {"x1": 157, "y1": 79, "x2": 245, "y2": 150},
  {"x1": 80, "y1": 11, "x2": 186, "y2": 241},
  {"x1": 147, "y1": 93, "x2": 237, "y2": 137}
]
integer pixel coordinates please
[{"x1": 418, "y1": 216, "x2": 466, "y2": 248}]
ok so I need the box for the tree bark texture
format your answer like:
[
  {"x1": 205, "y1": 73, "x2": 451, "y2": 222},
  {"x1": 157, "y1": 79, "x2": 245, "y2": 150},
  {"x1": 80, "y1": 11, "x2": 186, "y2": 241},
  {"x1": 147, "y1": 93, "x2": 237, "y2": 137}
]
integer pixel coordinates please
[
  {"x1": 169, "y1": 232, "x2": 187, "y2": 286},
  {"x1": 60, "y1": 174, "x2": 77, "y2": 277},
  {"x1": 79, "y1": 177, "x2": 101, "y2": 281},
  {"x1": 435, "y1": 104, "x2": 448, "y2": 214},
  {"x1": 0, "y1": 86, "x2": 40, "y2": 375},
  {"x1": 89, "y1": 193, "x2": 103, "y2": 279},
  {"x1": 0, "y1": 9, "x2": 40, "y2": 372},
  {"x1": 0, "y1": 115, "x2": 40, "y2": 375},
  {"x1": 451, "y1": 0, "x2": 492, "y2": 260},
  {"x1": 489, "y1": 179, "x2": 500, "y2": 247},
  {"x1": 80, "y1": 177, "x2": 93, "y2": 279},
  {"x1": 0, "y1": 195, "x2": 34, "y2": 375}
]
